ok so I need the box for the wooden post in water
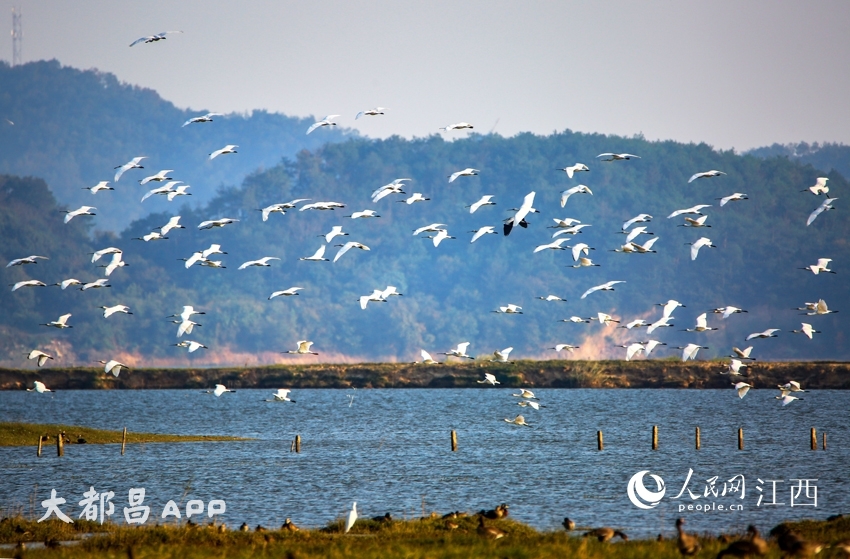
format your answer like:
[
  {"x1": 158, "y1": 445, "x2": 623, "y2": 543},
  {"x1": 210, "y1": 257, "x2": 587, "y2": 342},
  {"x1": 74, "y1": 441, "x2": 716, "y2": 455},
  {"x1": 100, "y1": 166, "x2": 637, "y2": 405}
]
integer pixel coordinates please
[
  {"x1": 37, "y1": 436, "x2": 43, "y2": 457},
  {"x1": 121, "y1": 427, "x2": 127, "y2": 456},
  {"x1": 57, "y1": 433, "x2": 64, "y2": 457},
  {"x1": 811, "y1": 428, "x2": 816, "y2": 451},
  {"x1": 451, "y1": 430, "x2": 458, "y2": 452},
  {"x1": 295, "y1": 435, "x2": 301, "y2": 453},
  {"x1": 737, "y1": 428, "x2": 743, "y2": 450},
  {"x1": 822, "y1": 432, "x2": 827, "y2": 450},
  {"x1": 695, "y1": 427, "x2": 700, "y2": 450},
  {"x1": 652, "y1": 425, "x2": 658, "y2": 450},
  {"x1": 597, "y1": 430, "x2": 604, "y2": 451}
]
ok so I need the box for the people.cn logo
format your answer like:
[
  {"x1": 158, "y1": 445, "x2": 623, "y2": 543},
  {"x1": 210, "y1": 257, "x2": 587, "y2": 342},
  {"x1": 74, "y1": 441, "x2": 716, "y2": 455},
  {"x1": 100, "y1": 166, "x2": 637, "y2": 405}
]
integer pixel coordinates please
[{"x1": 627, "y1": 470, "x2": 666, "y2": 509}]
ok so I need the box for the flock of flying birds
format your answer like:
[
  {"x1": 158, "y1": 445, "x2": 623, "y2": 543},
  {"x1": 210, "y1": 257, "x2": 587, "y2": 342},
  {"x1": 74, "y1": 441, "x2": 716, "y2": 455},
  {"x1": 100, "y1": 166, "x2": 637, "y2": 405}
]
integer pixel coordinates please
[{"x1": 6, "y1": 30, "x2": 841, "y2": 415}]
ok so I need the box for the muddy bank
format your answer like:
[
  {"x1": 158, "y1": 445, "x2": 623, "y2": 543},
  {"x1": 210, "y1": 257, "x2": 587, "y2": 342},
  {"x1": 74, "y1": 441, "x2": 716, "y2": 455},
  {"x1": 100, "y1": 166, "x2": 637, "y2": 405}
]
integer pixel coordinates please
[{"x1": 1, "y1": 359, "x2": 848, "y2": 390}]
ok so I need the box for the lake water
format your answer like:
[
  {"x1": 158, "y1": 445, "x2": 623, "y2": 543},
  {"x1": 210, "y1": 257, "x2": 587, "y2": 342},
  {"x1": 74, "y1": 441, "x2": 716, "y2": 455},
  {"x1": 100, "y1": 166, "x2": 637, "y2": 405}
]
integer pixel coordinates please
[{"x1": 0, "y1": 388, "x2": 845, "y2": 539}]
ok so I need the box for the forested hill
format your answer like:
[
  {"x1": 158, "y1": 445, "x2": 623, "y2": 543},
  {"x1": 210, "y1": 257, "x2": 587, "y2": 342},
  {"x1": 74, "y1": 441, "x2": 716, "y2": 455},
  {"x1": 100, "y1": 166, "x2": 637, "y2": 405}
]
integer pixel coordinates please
[
  {"x1": 1, "y1": 129, "x2": 848, "y2": 367},
  {"x1": 0, "y1": 60, "x2": 350, "y2": 231},
  {"x1": 748, "y1": 142, "x2": 850, "y2": 181}
]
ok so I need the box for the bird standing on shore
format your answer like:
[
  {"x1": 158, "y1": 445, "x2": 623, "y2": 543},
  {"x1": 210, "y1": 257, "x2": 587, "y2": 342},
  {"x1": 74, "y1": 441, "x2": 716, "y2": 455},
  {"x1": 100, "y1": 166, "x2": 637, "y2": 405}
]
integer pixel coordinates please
[
  {"x1": 345, "y1": 502, "x2": 358, "y2": 533},
  {"x1": 675, "y1": 518, "x2": 701, "y2": 556}
]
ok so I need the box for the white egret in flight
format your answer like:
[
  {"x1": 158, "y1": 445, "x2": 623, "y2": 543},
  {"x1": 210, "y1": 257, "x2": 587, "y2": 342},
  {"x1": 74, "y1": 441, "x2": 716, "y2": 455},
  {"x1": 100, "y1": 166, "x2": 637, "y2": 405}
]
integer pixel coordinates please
[
  {"x1": 688, "y1": 170, "x2": 726, "y2": 183},
  {"x1": 129, "y1": 31, "x2": 183, "y2": 47},
  {"x1": 306, "y1": 115, "x2": 340, "y2": 134},
  {"x1": 27, "y1": 350, "x2": 53, "y2": 367},
  {"x1": 597, "y1": 153, "x2": 640, "y2": 161},
  {"x1": 183, "y1": 112, "x2": 223, "y2": 127},
  {"x1": 114, "y1": 156, "x2": 146, "y2": 182},
  {"x1": 556, "y1": 163, "x2": 589, "y2": 178},
  {"x1": 448, "y1": 168, "x2": 480, "y2": 183},
  {"x1": 208, "y1": 145, "x2": 238, "y2": 160}
]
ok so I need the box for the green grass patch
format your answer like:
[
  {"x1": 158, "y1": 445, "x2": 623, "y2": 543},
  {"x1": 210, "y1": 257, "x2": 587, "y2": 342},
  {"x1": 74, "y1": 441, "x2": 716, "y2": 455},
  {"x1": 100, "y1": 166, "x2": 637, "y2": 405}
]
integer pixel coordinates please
[
  {"x1": 0, "y1": 422, "x2": 249, "y2": 447},
  {"x1": 1, "y1": 514, "x2": 848, "y2": 558}
]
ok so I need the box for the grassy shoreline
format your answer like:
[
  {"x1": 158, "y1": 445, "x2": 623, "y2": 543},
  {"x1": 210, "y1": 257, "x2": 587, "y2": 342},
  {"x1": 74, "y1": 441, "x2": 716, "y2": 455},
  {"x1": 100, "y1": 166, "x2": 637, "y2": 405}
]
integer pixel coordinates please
[
  {"x1": 0, "y1": 513, "x2": 847, "y2": 558},
  {"x1": 0, "y1": 422, "x2": 249, "y2": 447},
  {"x1": 3, "y1": 359, "x2": 850, "y2": 390}
]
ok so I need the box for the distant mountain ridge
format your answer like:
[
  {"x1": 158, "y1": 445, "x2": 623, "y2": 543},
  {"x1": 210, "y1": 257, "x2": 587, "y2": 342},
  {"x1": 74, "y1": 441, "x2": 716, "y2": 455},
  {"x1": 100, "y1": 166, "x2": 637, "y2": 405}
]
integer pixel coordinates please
[
  {"x1": 0, "y1": 60, "x2": 352, "y2": 231},
  {"x1": 1, "y1": 126, "x2": 848, "y2": 366},
  {"x1": 1, "y1": 60, "x2": 849, "y2": 366},
  {"x1": 747, "y1": 142, "x2": 850, "y2": 181}
]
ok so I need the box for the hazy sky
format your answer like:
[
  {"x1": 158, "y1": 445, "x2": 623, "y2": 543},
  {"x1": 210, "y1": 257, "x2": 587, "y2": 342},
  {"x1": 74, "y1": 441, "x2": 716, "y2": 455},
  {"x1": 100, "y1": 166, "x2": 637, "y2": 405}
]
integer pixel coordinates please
[{"x1": 3, "y1": 0, "x2": 850, "y2": 151}]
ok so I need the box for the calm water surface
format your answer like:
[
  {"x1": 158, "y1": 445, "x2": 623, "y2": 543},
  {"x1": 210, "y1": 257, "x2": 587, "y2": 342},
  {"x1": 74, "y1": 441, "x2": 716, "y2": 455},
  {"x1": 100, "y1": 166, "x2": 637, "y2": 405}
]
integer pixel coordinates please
[{"x1": 0, "y1": 388, "x2": 846, "y2": 538}]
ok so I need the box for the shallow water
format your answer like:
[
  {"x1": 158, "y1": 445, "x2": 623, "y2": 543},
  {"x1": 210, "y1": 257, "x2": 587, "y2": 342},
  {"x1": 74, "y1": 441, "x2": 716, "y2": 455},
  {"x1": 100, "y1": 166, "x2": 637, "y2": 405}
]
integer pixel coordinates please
[{"x1": 0, "y1": 388, "x2": 845, "y2": 538}]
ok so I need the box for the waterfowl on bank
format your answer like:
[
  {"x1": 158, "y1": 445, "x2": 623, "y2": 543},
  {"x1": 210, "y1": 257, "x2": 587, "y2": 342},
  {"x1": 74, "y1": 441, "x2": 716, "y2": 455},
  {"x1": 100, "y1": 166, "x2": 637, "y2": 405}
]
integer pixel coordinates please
[
  {"x1": 675, "y1": 517, "x2": 701, "y2": 556},
  {"x1": 583, "y1": 527, "x2": 628, "y2": 542},
  {"x1": 715, "y1": 525, "x2": 769, "y2": 557},
  {"x1": 477, "y1": 516, "x2": 506, "y2": 539}
]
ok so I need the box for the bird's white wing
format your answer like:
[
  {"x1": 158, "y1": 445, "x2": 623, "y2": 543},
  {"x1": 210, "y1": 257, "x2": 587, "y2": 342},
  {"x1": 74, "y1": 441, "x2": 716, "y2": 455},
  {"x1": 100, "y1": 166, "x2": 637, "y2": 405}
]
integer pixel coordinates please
[
  {"x1": 807, "y1": 205, "x2": 825, "y2": 226},
  {"x1": 568, "y1": 243, "x2": 585, "y2": 261},
  {"x1": 513, "y1": 191, "x2": 536, "y2": 224},
  {"x1": 580, "y1": 285, "x2": 599, "y2": 299},
  {"x1": 306, "y1": 122, "x2": 322, "y2": 135},
  {"x1": 639, "y1": 237, "x2": 659, "y2": 251},
  {"x1": 626, "y1": 343, "x2": 643, "y2": 361},
  {"x1": 185, "y1": 252, "x2": 204, "y2": 269},
  {"x1": 690, "y1": 242, "x2": 701, "y2": 261},
  {"x1": 470, "y1": 227, "x2": 492, "y2": 243},
  {"x1": 237, "y1": 260, "x2": 256, "y2": 270},
  {"x1": 129, "y1": 36, "x2": 153, "y2": 47},
  {"x1": 140, "y1": 187, "x2": 162, "y2": 202},
  {"x1": 177, "y1": 320, "x2": 194, "y2": 337},
  {"x1": 333, "y1": 242, "x2": 354, "y2": 263}
]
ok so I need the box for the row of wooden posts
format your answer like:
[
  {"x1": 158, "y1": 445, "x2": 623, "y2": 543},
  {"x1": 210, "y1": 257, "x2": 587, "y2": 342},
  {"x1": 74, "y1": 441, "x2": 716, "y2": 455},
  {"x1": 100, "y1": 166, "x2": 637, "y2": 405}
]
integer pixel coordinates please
[
  {"x1": 38, "y1": 427, "x2": 128, "y2": 457},
  {"x1": 595, "y1": 426, "x2": 826, "y2": 451},
  {"x1": 36, "y1": 426, "x2": 827, "y2": 457}
]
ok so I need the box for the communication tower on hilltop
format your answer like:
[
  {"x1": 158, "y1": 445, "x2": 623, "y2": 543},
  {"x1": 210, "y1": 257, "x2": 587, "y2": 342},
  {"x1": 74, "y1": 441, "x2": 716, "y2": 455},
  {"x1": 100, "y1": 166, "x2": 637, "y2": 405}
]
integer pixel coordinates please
[{"x1": 11, "y1": 7, "x2": 22, "y2": 66}]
